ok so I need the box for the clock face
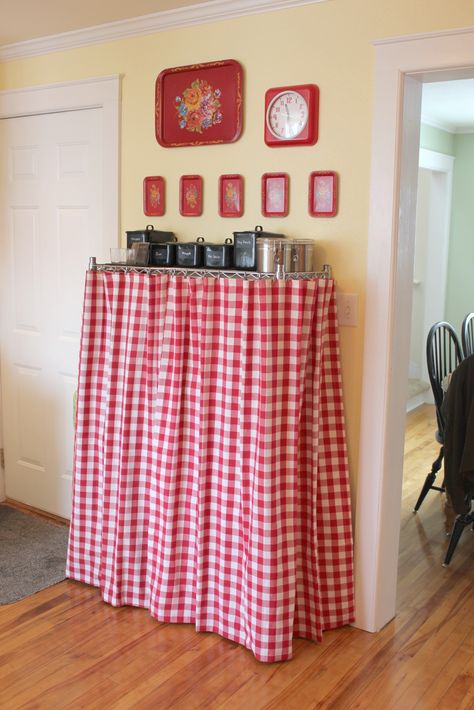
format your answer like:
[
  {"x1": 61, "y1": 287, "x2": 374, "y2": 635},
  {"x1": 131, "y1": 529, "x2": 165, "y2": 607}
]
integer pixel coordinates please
[{"x1": 266, "y1": 90, "x2": 309, "y2": 140}]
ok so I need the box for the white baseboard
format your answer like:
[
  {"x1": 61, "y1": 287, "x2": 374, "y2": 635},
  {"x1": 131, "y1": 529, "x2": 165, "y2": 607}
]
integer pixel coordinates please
[{"x1": 406, "y1": 393, "x2": 426, "y2": 412}]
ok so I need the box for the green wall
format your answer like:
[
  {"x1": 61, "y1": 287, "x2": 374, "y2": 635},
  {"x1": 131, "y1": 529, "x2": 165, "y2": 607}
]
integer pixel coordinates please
[
  {"x1": 420, "y1": 123, "x2": 455, "y2": 155},
  {"x1": 419, "y1": 124, "x2": 474, "y2": 337},
  {"x1": 445, "y1": 133, "x2": 474, "y2": 333}
]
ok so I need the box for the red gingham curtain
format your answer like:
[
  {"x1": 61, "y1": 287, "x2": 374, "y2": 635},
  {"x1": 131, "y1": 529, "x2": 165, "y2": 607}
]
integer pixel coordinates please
[{"x1": 66, "y1": 271, "x2": 354, "y2": 662}]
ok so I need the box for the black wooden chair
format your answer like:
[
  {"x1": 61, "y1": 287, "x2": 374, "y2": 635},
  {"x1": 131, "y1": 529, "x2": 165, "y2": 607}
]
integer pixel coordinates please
[
  {"x1": 461, "y1": 312, "x2": 474, "y2": 358},
  {"x1": 439, "y1": 352, "x2": 474, "y2": 565},
  {"x1": 413, "y1": 321, "x2": 463, "y2": 513},
  {"x1": 443, "y1": 494, "x2": 474, "y2": 565}
]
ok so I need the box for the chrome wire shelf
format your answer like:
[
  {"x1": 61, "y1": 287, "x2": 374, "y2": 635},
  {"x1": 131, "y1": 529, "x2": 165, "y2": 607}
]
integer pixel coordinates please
[{"x1": 88, "y1": 258, "x2": 332, "y2": 281}]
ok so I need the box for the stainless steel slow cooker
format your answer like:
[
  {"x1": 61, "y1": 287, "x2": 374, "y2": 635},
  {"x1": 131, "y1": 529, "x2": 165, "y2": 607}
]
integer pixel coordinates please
[{"x1": 256, "y1": 239, "x2": 314, "y2": 273}]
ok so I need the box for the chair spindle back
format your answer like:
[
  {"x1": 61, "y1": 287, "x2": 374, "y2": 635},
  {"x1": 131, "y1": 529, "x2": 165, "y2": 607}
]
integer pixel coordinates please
[
  {"x1": 461, "y1": 312, "x2": 474, "y2": 358},
  {"x1": 426, "y1": 321, "x2": 463, "y2": 437}
]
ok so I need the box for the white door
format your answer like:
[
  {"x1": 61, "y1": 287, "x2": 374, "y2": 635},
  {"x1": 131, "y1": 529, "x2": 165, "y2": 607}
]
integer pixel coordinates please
[{"x1": 0, "y1": 106, "x2": 112, "y2": 518}]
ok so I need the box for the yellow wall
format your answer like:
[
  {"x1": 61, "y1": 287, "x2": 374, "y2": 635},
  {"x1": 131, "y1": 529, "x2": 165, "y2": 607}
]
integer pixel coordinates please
[{"x1": 2, "y1": 0, "x2": 474, "y2": 486}]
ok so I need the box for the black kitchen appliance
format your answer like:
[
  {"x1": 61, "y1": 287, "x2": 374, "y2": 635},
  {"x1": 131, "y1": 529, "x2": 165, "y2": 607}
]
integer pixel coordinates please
[
  {"x1": 176, "y1": 237, "x2": 205, "y2": 268},
  {"x1": 203, "y1": 238, "x2": 234, "y2": 269},
  {"x1": 233, "y1": 225, "x2": 285, "y2": 270},
  {"x1": 149, "y1": 242, "x2": 176, "y2": 267},
  {"x1": 126, "y1": 224, "x2": 176, "y2": 249}
]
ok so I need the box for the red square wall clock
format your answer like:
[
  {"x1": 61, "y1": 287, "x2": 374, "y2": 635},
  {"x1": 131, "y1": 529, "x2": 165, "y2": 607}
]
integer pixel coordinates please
[
  {"x1": 264, "y1": 84, "x2": 319, "y2": 147},
  {"x1": 156, "y1": 59, "x2": 243, "y2": 147}
]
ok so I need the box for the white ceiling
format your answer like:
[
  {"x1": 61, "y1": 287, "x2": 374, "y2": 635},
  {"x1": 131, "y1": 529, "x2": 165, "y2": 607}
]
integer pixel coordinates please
[
  {"x1": 422, "y1": 79, "x2": 474, "y2": 133},
  {"x1": 0, "y1": 0, "x2": 198, "y2": 46}
]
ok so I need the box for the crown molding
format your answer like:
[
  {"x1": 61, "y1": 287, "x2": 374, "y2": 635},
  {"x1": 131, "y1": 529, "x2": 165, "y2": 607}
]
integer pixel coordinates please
[
  {"x1": 422, "y1": 115, "x2": 474, "y2": 134},
  {"x1": 421, "y1": 116, "x2": 456, "y2": 134},
  {"x1": 372, "y1": 25, "x2": 474, "y2": 46},
  {"x1": 0, "y1": 0, "x2": 328, "y2": 62}
]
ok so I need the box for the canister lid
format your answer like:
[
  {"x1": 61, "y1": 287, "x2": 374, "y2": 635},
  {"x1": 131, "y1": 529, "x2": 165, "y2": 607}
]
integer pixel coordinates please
[
  {"x1": 256, "y1": 238, "x2": 287, "y2": 247},
  {"x1": 233, "y1": 226, "x2": 285, "y2": 239}
]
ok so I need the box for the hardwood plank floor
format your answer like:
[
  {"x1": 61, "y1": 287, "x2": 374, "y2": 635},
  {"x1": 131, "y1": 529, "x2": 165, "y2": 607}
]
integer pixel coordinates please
[{"x1": 1, "y1": 404, "x2": 473, "y2": 709}]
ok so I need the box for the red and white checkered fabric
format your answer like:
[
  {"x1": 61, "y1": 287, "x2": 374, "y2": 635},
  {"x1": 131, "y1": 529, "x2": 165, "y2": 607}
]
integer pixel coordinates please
[{"x1": 66, "y1": 272, "x2": 354, "y2": 662}]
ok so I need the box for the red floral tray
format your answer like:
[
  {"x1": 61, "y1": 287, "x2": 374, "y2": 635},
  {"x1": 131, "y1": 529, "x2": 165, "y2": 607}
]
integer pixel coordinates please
[
  {"x1": 218, "y1": 174, "x2": 244, "y2": 217},
  {"x1": 143, "y1": 176, "x2": 165, "y2": 216},
  {"x1": 155, "y1": 59, "x2": 243, "y2": 148},
  {"x1": 261, "y1": 173, "x2": 289, "y2": 217},
  {"x1": 180, "y1": 175, "x2": 203, "y2": 216}
]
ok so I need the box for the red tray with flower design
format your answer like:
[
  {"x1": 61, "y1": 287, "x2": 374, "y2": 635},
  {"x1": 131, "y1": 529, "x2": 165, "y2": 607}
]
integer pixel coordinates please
[{"x1": 155, "y1": 59, "x2": 243, "y2": 148}]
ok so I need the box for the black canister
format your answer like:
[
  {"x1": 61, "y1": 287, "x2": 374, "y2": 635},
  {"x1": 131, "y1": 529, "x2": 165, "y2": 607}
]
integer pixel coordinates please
[
  {"x1": 203, "y1": 238, "x2": 234, "y2": 269},
  {"x1": 126, "y1": 224, "x2": 177, "y2": 249},
  {"x1": 176, "y1": 237, "x2": 205, "y2": 268},
  {"x1": 149, "y1": 242, "x2": 176, "y2": 267},
  {"x1": 233, "y1": 225, "x2": 285, "y2": 270}
]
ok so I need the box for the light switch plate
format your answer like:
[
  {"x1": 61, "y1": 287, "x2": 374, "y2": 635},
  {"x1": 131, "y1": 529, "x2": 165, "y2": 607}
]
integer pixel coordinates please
[{"x1": 337, "y1": 293, "x2": 359, "y2": 327}]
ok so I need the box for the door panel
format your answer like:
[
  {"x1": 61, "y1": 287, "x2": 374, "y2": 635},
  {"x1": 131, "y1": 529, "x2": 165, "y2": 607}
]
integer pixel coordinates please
[
  {"x1": 0, "y1": 107, "x2": 107, "y2": 518},
  {"x1": 12, "y1": 208, "x2": 41, "y2": 333}
]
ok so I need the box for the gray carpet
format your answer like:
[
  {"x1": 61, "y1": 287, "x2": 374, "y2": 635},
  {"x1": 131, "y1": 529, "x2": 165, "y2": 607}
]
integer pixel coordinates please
[{"x1": 0, "y1": 504, "x2": 69, "y2": 604}]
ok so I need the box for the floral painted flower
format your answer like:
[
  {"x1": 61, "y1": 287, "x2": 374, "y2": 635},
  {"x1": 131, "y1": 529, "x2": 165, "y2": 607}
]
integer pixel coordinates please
[
  {"x1": 224, "y1": 182, "x2": 238, "y2": 210},
  {"x1": 149, "y1": 184, "x2": 161, "y2": 208},
  {"x1": 183, "y1": 85, "x2": 202, "y2": 109},
  {"x1": 175, "y1": 77, "x2": 223, "y2": 134},
  {"x1": 185, "y1": 184, "x2": 198, "y2": 209},
  {"x1": 315, "y1": 177, "x2": 332, "y2": 211}
]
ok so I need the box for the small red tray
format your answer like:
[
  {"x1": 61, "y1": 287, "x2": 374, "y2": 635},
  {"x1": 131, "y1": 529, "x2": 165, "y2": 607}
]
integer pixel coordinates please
[
  {"x1": 180, "y1": 175, "x2": 203, "y2": 216},
  {"x1": 261, "y1": 173, "x2": 289, "y2": 217},
  {"x1": 309, "y1": 171, "x2": 338, "y2": 217},
  {"x1": 143, "y1": 176, "x2": 165, "y2": 216},
  {"x1": 218, "y1": 174, "x2": 244, "y2": 217}
]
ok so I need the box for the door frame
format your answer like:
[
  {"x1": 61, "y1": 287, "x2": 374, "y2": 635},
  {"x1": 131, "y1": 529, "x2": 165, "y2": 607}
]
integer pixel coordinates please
[
  {"x1": 0, "y1": 75, "x2": 120, "y2": 502},
  {"x1": 355, "y1": 27, "x2": 474, "y2": 632}
]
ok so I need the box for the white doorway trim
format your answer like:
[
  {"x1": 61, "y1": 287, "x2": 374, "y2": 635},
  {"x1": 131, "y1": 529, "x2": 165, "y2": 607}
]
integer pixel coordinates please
[
  {"x1": 0, "y1": 75, "x2": 120, "y2": 504},
  {"x1": 419, "y1": 147, "x2": 454, "y2": 172},
  {"x1": 355, "y1": 28, "x2": 474, "y2": 632}
]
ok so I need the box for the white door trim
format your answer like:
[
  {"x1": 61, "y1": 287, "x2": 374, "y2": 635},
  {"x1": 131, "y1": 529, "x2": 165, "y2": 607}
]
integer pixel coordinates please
[
  {"x1": 0, "y1": 75, "x2": 120, "y2": 505},
  {"x1": 419, "y1": 147, "x2": 454, "y2": 173},
  {"x1": 355, "y1": 28, "x2": 474, "y2": 632}
]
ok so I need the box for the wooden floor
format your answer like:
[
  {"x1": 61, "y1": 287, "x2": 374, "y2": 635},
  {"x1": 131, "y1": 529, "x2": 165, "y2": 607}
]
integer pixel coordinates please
[{"x1": 1, "y1": 404, "x2": 473, "y2": 709}]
